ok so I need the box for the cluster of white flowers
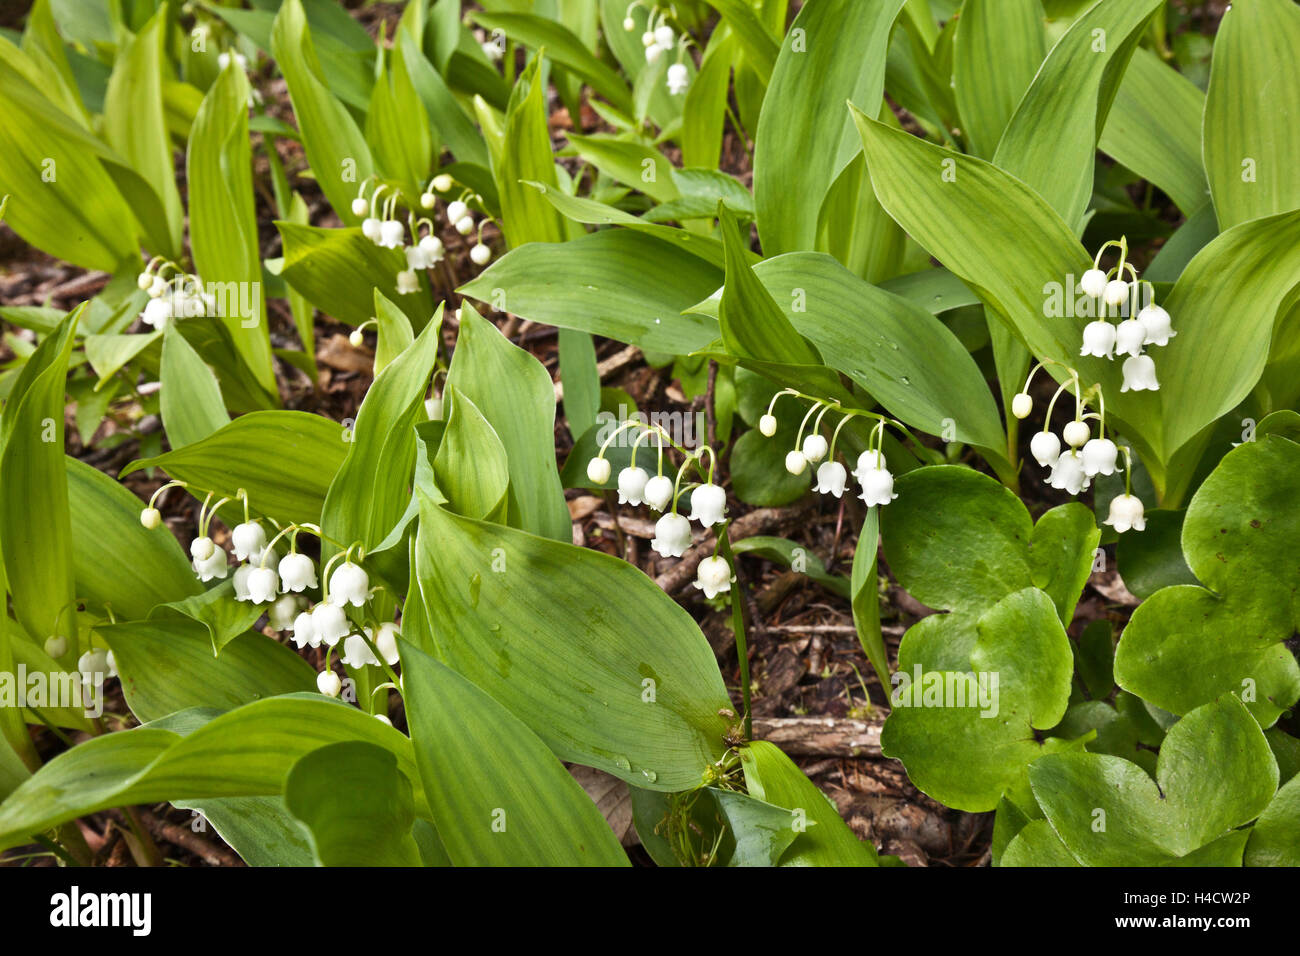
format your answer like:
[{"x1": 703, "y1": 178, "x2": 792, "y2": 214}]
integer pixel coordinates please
[
  {"x1": 140, "y1": 483, "x2": 402, "y2": 697},
  {"x1": 135, "y1": 262, "x2": 216, "y2": 331},
  {"x1": 624, "y1": 6, "x2": 690, "y2": 94},
  {"x1": 586, "y1": 420, "x2": 734, "y2": 598},
  {"x1": 763, "y1": 391, "x2": 902, "y2": 508},
  {"x1": 1077, "y1": 239, "x2": 1174, "y2": 393},
  {"x1": 1012, "y1": 366, "x2": 1145, "y2": 533}
]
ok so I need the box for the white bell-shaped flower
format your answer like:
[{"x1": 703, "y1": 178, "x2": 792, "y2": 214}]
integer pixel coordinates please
[
  {"x1": 317, "y1": 670, "x2": 342, "y2": 697},
  {"x1": 758, "y1": 414, "x2": 777, "y2": 437},
  {"x1": 247, "y1": 566, "x2": 279, "y2": 604},
  {"x1": 617, "y1": 466, "x2": 650, "y2": 505},
  {"x1": 371, "y1": 623, "x2": 401, "y2": 666},
  {"x1": 1080, "y1": 320, "x2": 1116, "y2": 359},
  {"x1": 341, "y1": 632, "x2": 380, "y2": 669},
  {"x1": 785, "y1": 450, "x2": 808, "y2": 475},
  {"x1": 1114, "y1": 317, "x2": 1147, "y2": 358},
  {"x1": 1138, "y1": 304, "x2": 1175, "y2": 346},
  {"x1": 1062, "y1": 419, "x2": 1090, "y2": 448},
  {"x1": 362, "y1": 217, "x2": 382, "y2": 242},
  {"x1": 852, "y1": 449, "x2": 885, "y2": 482},
  {"x1": 233, "y1": 563, "x2": 254, "y2": 602},
  {"x1": 291, "y1": 610, "x2": 317, "y2": 649},
  {"x1": 667, "y1": 62, "x2": 689, "y2": 95},
  {"x1": 1120, "y1": 354, "x2": 1160, "y2": 392},
  {"x1": 231, "y1": 521, "x2": 267, "y2": 562},
  {"x1": 858, "y1": 466, "x2": 898, "y2": 507},
  {"x1": 446, "y1": 200, "x2": 468, "y2": 224},
  {"x1": 1011, "y1": 393, "x2": 1033, "y2": 419},
  {"x1": 396, "y1": 268, "x2": 419, "y2": 295},
  {"x1": 586, "y1": 457, "x2": 611, "y2": 484},
  {"x1": 651, "y1": 513, "x2": 692, "y2": 558},
  {"x1": 814, "y1": 461, "x2": 848, "y2": 498},
  {"x1": 1102, "y1": 278, "x2": 1129, "y2": 308},
  {"x1": 654, "y1": 24, "x2": 675, "y2": 48},
  {"x1": 328, "y1": 561, "x2": 369, "y2": 607},
  {"x1": 378, "y1": 220, "x2": 405, "y2": 249},
  {"x1": 643, "y1": 474, "x2": 674, "y2": 511},
  {"x1": 694, "y1": 555, "x2": 734, "y2": 599},
  {"x1": 1048, "y1": 451, "x2": 1089, "y2": 495},
  {"x1": 1104, "y1": 494, "x2": 1146, "y2": 533},
  {"x1": 142, "y1": 296, "x2": 173, "y2": 330},
  {"x1": 1030, "y1": 430, "x2": 1061, "y2": 467},
  {"x1": 405, "y1": 244, "x2": 431, "y2": 270},
  {"x1": 78, "y1": 648, "x2": 109, "y2": 686},
  {"x1": 802, "y1": 433, "x2": 828, "y2": 463},
  {"x1": 470, "y1": 243, "x2": 492, "y2": 266},
  {"x1": 1080, "y1": 268, "x2": 1108, "y2": 298},
  {"x1": 269, "y1": 594, "x2": 303, "y2": 631},
  {"x1": 418, "y1": 234, "x2": 445, "y2": 264},
  {"x1": 311, "y1": 602, "x2": 349, "y2": 647},
  {"x1": 140, "y1": 507, "x2": 161, "y2": 530},
  {"x1": 645, "y1": 42, "x2": 664, "y2": 64},
  {"x1": 278, "y1": 552, "x2": 318, "y2": 592},
  {"x1": 688, "y1": 483, "x2": 727, "y2": 527},
  {"x1": 148, "y1": 274, "x2": 168, "y2": 297},
  {"x1": 193, "y1": 546, "x2": 229, "y2": 582},
  {"x1": 1081, "y1": 437, "x2": 1119, "y2": 477}
]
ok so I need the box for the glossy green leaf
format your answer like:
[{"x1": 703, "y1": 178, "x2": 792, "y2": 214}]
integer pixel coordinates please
[
  {"x1": 752, "y1": 0, "x2": 905, "y2": 254},
  {"x1": 121, "y1": 411, "x2": 349, "y2": 527},
  {"x1": 149, "y1": 578, "x2": 263, "y2": 656},
  {"x1": 445, "y1": 304, "x2": 569, "y2": 541},
  {"x1": 372, "y1": 288, "x2": 414, "y2": 376},
  {"x1": 401, "y1": 641, "x2": 628, "y2": 866},
  {"x1": 1245, "y1": 772, "x2": 1300, "y2": 867},
  {"x1": 1203, "y1": 0, "x2": 1300, "y2": 230},
  {"x1": 498, "y1": 57, "x2": 569, "y2": 247},
  {"x1": 284, "y1": 741, "x2": 422, "y2": 866},
  {"x1": 159, "y1": 328, "x2": 229, "y2": 449},
  {"x1": 433, "y1": 385, "x2": 509, "y2": 522},
  {"x1": 952, "y1": 0, "x2": 1043, "y2": 159},
  {"x1": 413, "y1": 495, "x2": 731, "y2": 791},
  {"x1": 365, "y1": 42, "x2": 432, "y2": 194},
  {"x1": 1114, "y1": 436, "x2": 1300, "y2": 726}
]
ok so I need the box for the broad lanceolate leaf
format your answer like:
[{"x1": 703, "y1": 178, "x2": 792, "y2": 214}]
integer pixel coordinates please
[
  {"x1": 433, "y1": 386, "x2": 509, "y2": 523},
  {"x1": 445, "y1": 304, "x2": 569, "y2": 541},
  {"x1": 497, "y1": 57, "x2": 570, "y2": 248},
  {"x1": 1203, "y1": 0, "x2": 1300, "y2": 230},
  {"x1": 401, "y1": 641, "x2": 629, "y2": 866},
  {"x1": 159, "y1": 328, "x2": 229, "y2": 449},
  {"x1": 413, "y1": 496, "x2": 732, "y2": 791},
  {"x1": 121, "y1": 411, "x2": 350, "y2": 527},
  {"x1": 952, "y1": 0, "x2": 1043, "y2": 160},
  {"x1": 752, "y1": 0, "x2": 906, "y2": 255},
  {"x1": 1114, "y1": 436, "x2": 1300, "y2": 726}
]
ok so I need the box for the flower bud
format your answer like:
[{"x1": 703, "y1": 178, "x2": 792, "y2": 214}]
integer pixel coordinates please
[
  {"x1": 44, "y1": 635, "x2": 68, "y2": 658},
  {"x1": 349, "y1": 329, "x2": 365, "y2": 347},
  {"x1": 642, "y1": 31, "x2": 656, "y2": 47},
  {"x1": 801, "y1": 433, "x2": 828, "y2": 463},
  {"x1": 78, "y1": 649, "x2": 109, "y2": 686},
  {"x1": 470, "y1": 243, "x2": 492, "y2": 266},
  {"x1": 433, "y1": 174, "x2": 453, "y2": 193},
  {"x1": 140, "y1": 507, "x2": 162, "y2": 530},
  {"x1": 785, "y1": 450, "x2": 808, "y2": 475},
  {"x1": 420, "y1": 192, "x2": 435, "y2": 209},
  {"x1": 351, "y1": 197, "x2": 368, "y2": 217},
  {"x1": 190, "y1": 536, "x2": 215, "y2": 561},
  {"x1": 852, "y1": 450, "x2": 885, "y2": 482},
  {"x1": 1102, "y1": 278, "x2": 1129, "y2": 308},
  {"x1": 643, "y1": 474, "x2": 674, "y2": 511},
  {"x1": 137, "y1": 271, "x2": 153, "y2": 290},
  {"x1": 374, "y1": 714, "x2": 392, "y2": 726},
  {"x1": 362, "y1": 218, "x2": 382, "y2": 242},
  {"x1": 425, "y1": 395, "x2": 444, "y2": 420},
  {"x1": 1062, "y1": 419, "x2": 1090, "y2": 449},
  {"x1": 1080, "y1": 269, "x2": 1108, "y2": 298},
  {"x1": 1030, "y1": 430, "x2": 1061, "y2": 467},
  {"x1": 1011, "y1": 393, "x2": 1033, "y2": 419},
  {"x1": 455, "y1": 216, "x2": 475, "y2": 235},
  {"x1": 447, "y1": 200, "x2": 468, "y2": 223},
  {"x1": 623, "y1": 16, "x2": 636, "y2": 30},
  {"x1": 654, "y1": 25, "x2": 675, "y2": 48},
  {"x1": 586, "y1": 457, "x2": 611, "y2": 485},
  {"x1": 758, "y1": 414, "x2": 777, "y2": 437},
  {"x1": 317, "y1": 670, "x2": 342, "y2": 697}
]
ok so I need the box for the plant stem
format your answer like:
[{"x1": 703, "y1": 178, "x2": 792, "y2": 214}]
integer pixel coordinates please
[{"x1": 717, "y1": 528, "x2": 751, "y2": 740}]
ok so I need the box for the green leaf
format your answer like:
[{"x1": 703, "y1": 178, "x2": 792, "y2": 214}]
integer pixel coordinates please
[
  {"x1": 149, "y1": 578, "x2": 263, "y2": 656},
  {"x1": 274, "y1": 222, "x2": 435, "y2": 331},
  {"x1": 102, "y1": 5, "x2": 183, "y2": 256},
  {"x1": 752, "y1": 0, "x2": 906, "y2": 254},
  {"x1": 401, "y1": 640, "x2": 629, "y2": 866},
  {"x1": 565, "y1": 133, "x2": 681, "y2": 205},
  {"x1": 284, "y1": 741, "x2": 422, "y2": 866},
  {"x1": 322, "y1": 307, "x2": 441, "y2": 552},
  {"x1": 412, "y1": 495, "x2": 731, "y2": 791},
  {"x1": 1203, "y1": 0, "x2": 1300, "y2": 230},
  {"x1": 67, "y1": 456, "x2": 200, "y2": 620},
  {"x1": 271, "y1": 0, "x2": 374, "y2": 222},
  {"x1": 460, "y1": 230, "x2": 722, "y2": 354},
  {"x1": 175, "y1": 795, "x2": 315, "y2": 867},
  {"x1": 445, "y1": 304, "x2": 569, "y2": 541},
  {"x1": 365, "y1": 42, "x2": 432, "y2": 194},
  {"x1": 1245, "y1": 772, "x2": 1300, "y2": 867},
  {"x1": 0, "y1": 696, "x2": 422, "y2": 852},
  {"x1": 1028, "y1": 696, "x2": 1277, "y2": 865},
  {"x1": 991, "y1": 0, "x2": 1163, "y2": 231},
  {"x1": 731, "y1": 536, "x2": 849, "y2": 599},
  {"x1": 98, "y1": 618, "x2": 315, "y2": 723},
  {"x1": 701, "y1": 0, "x2": 779, "y2": 84},
  {"x1": 433, "y1": 385, "x2": 509, "y2": 522},
  {"x1": 498, "y1": 57, "x2": 569, "y2": 247},
  {"x1": 121, "y1": 411, "x2": 350, "y2": 527},
  {"x1": 159, "y1": 328, "x2": 229, "y2": 449},
  {"x1": 187, "y1": 61, "x2": 276, "y2": 397},
  {"x1": 740, "y1": 741, "x2": 878, "y2": 866},
  {"x1": 1115, "y1": 508, "x2": 1195, "y2": 600},
  {"x1": 952, "y1": 0, "x2": 1043, "y2": 159},
  {"x1": 0, "y1": 313, "x2": 78, "y2": 643},
  {"x1": 1114, "y1": 436, "x2": 1300, "y2": 726},
  {"x1": 1098, "y1": 47, "x2": 1208, "y2": 217},
  {"x1": 850, "y1": 505, "x2": 889, "y2": 691},
  {"x1": 371, "y1": 288, "x2": 414, "y2": 375}
]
